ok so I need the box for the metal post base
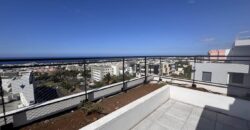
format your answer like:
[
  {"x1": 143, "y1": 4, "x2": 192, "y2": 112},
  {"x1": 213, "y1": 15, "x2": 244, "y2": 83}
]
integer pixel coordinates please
[
  {"x1": 122, "y1": 82, "x2": 127, "y2": 92},
  {"x1": 192, "y1": 83, "x2": 197, "y2": 88},
  {"x1": 144, "y1": 77, "x2": 148, "y2": 84},
  {"x1": 1, "y1": 123, "x2": 13, "y2": 130}
]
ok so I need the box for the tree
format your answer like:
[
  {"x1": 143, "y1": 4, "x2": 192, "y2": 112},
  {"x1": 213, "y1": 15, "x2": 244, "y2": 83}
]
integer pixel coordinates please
[
  {"x1": 61, "y1": 81, "x2": 71, "y2": 90},
  {"x1": 184, "y1": 65, "x2": 192, "y2": 79},
  {"x1": 103, "y1": 73, "x2": 112, "y2": 85},
  {"x1": 92, "y1": 81, "x2": 105, "y2": 88},
  {"x1": 110, "y1": 75, "x2": 118, "y2": 84},
  {"x1": 81, "y1": 70, "x2": 91, "y2": 79}
]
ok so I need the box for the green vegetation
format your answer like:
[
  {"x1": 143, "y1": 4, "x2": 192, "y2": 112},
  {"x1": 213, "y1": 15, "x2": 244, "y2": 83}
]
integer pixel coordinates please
[
  {"x1": 79, "y1": 101, "x2": 103, "y2": 115},
  {"x1": 81, "y1": 69, "x2": 91, "y2": 79},
  {"x1": 90, "y1": 72, "x2": 135, "y2": 88},
  {"x1": 34, "y1": 69, "x2": 91, "y2": 95},
  {"x1": 158, "y1": 82, "x2": 167, "y2": 87},
  {"x1": 183, "y1": 65, "x2": 192, "y2": 79},
  {"x1": 103, "y1": 73, "x2": 112, "y2": 84},
  {"x1": 34, "y1": 68, "x2": 135, "y2": 95},
  {"x1": 172, "y1": 60, "x2": 192, "y2": 79}
]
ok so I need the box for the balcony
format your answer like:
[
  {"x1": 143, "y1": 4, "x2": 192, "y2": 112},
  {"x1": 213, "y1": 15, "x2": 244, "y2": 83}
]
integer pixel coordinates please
[
  {"x1": 0, "y1": 55, "x2": 250, "y2": 130},
  {"x1": 80, "y1": 85, "x2": 250, "y2": 130}
]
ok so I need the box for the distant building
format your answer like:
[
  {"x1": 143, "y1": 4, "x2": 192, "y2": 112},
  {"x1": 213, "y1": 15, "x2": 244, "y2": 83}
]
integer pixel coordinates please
[
  {"x1": 135, "y1": 63, "x2": 149, "y2": 77},
  {"x1": 136, "y1": 62, "x2": 165, "y2": 77},
  {"x1": 65, "y1": 64, "x2": 83, "y2": 71},
  {"x1": 0, "y1": 70, "x2": 19, "y2": 79},
  {"x1": 1, "y1": 71, "x2": 35, "y2": 107},
  {"x1": 175, "y1": 67, "x2": 184, "y2": 75},
  {"x1": 169, "y1": 64, "x2": 176, "y2": 74},
  {"x1": 33, "y1": 66, "x2": 58, "y2": 73},
  {"x1": 127, "y1": 67, "x2": 133, "y2": 75},
  {"x1": 91, "y1": 65, "x2": 114, "y2": 81},
  {"x1": 161, "y1": 63, "x2": 170, "y2": 76},
  {"x1": 111, "y1": 65, "x2": 120, "y2": 76},
  {"x1": 208, "y1": 49, "x2": 230, "y2": 60},
  {"x1": 12, "y1": 72, "x2": 35, "y2": 107}
]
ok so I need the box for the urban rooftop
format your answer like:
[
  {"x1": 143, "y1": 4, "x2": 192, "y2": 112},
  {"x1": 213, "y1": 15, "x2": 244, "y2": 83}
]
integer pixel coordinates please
[
  {"x1": 0, "y1": 38, "x2": 250, "y2": 130},
  {"x1": 1, "y1": 1, "x2": 250, "y2": 130}
]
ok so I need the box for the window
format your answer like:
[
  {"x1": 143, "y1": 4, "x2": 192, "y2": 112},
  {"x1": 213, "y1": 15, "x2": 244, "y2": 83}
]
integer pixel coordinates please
[
  {"x1": 202, "y1": 72, "x2": 212, "y2": 82},
  {"x1": 230, "y1": 73, "x2": 244, "y2": 84}
]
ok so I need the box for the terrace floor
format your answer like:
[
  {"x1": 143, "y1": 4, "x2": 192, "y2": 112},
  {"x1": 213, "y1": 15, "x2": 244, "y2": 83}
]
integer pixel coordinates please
[{"x1": 131, "y1": 99, "x2": 250, "y2": 130}]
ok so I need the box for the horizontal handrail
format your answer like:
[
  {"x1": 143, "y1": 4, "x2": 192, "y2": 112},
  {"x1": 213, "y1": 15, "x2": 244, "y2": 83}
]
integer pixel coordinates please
[{"x1": 1, "y1": 55, "x2": 250, "y2": 62}]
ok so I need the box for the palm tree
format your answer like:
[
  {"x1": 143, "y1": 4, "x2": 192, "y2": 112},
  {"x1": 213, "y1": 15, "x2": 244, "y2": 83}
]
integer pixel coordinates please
[
  {"x1": 81, "y1": 70, "x2": 91, "y2": 79},
  {"x1": 103, "y1": 73, "x2": 111, "y2": 85}
]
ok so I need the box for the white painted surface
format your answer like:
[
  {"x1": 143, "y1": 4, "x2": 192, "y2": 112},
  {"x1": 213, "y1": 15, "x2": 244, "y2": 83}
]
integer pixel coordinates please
[
  {"x1": 92, "y1": 83, "x2": 123, "y2": 100},
  {"x1": 80, "y1": 86, "x2": 170, "y2": 130},
  {"x1": 193, "y1": 63, "x2": 249, "y2": 85},
  {"x1": 132, "y1": 99, "x2": 250, "y2": 130},
  {"x1": 169, "y1": 85, "x2": 250, "y2": 121},
  {"x1": 11, "y1": 72, "x2": 35, "y2": 106},
  {"x1": 235, "y1": 39, "x2": 250, "y2": 46},
  {"x1": 158, "y1": 76, "x2": 250, "y2": 97},
  {"x1": 126, "y1": 78, "x2": 144, "y2": 89}
]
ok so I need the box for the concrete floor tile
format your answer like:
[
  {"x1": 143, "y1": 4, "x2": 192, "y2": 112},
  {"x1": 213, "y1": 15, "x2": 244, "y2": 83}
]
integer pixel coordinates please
[
  {"x1": 132, "y1": 119, "x2": 153, "y2": 130},
  {"x1": 148, "y1": 122, "x2": 169, "y2": 130},
  {"x1": 217, "y1": 113, "x2": 248, "y2": 130},
  {"x1": 184, "y1": 116, "x2": 215, "y2": 130},
  {"x1": 215, "y1": 122, "x2": 237, "y2": 130},
  {"x1": 157, "y1": 114, "x2": 185, "y2": 130},
  {"x1": 172, "y1": 102, "x2": 193, "y2": 112},
  {"x1": 165, "y1": 106, "x2": 192, "y2": 122},
  {"x1": 132, "y1": 100, "x2": 250, "y2": 130},
  {"x1": 191, "y1": 107, "x2": 217, "y2": 121}
]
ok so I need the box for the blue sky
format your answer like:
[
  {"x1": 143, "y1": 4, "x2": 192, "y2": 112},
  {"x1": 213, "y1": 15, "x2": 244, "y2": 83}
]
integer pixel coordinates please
[{"x1": 0, "y1": 0, "x2": 250, "y2": 57}]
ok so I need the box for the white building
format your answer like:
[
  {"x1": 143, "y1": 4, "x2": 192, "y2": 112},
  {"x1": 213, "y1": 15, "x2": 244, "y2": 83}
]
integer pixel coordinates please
[
  {"x1": 91, "y1": 65, "x2": 114, "y2": 81},
  {"x1": 135, "y1": 63, "x2": 148, "y2": 78},
  {"x1": 111, "y1": 65, "x2": 120, "y2": 76},
  {"x1": 11, "y1": 72, "x2": 35, "y2": 107},
  {"x1": 1, "y1": 71, "x2": 35, "y2": 107},
  {"x1": 127, "y1": 67, "x2": 133, "y2": 75},
  {"x1": 162, "y1": 62, "x2": 170, "y2": 76},
  {"x1": 193, "y1": 38, "x2": 250, "y2": 96},
  {"x1": 65, "y1": 64, "x2": 83, "y2": 71}
]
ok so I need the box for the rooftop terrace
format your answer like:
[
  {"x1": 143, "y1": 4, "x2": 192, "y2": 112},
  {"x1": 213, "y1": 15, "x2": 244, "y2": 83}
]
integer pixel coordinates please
[
  {"x1": 132, "y1": 99, "x2": 249, "y2": 130},
  {"x1": 0, "y1": 55, "x2": 250, "y2": 130},
  {"x1": 81, "y1": 85, "x2": 250, "y2": 130}
]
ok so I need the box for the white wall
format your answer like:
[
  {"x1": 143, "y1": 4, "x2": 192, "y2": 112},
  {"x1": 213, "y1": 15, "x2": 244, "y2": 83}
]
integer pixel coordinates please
[
  {"x1": 193, "y1": 63, "x2": 249, "y2": 85},
  {"x1": 81, "y1": 86, "x2": 170, "y2": 130},
  {"x1": 80, "y1": 84, "x2": 250, "y2": 130},
  {"x1": 157, "y1": 76, "x2": 250, "y2": 97},
  {"x1": 11, "y1": 73, "x2": 35, "y2": 105},
  {"x1": 169, "y1": 85, "x2": 250, "y2": 121}
]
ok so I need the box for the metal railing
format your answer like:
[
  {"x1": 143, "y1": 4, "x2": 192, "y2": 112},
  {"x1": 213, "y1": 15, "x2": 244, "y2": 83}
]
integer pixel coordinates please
[{"x1": 0, "y1": 55, "x2": 250, "y2": 128}]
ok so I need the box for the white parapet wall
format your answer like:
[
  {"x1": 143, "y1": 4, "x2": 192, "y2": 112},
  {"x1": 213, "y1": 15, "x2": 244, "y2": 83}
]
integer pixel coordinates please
[
  {"x1": 80, "y1": 86, "x2": 170, "y2": 130},
  {"x1": 169, "y1": 85, "x2": 250, "y2": 121},
  {"x1": 155, "y1": 76, "x2": 250, "y2": 97},
  {"x1": 80, "y1": 84, "x2": 250, "y2": 130},
  {"x1": 88, "y1": 76, "x2": 153, "y2": 101}
]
